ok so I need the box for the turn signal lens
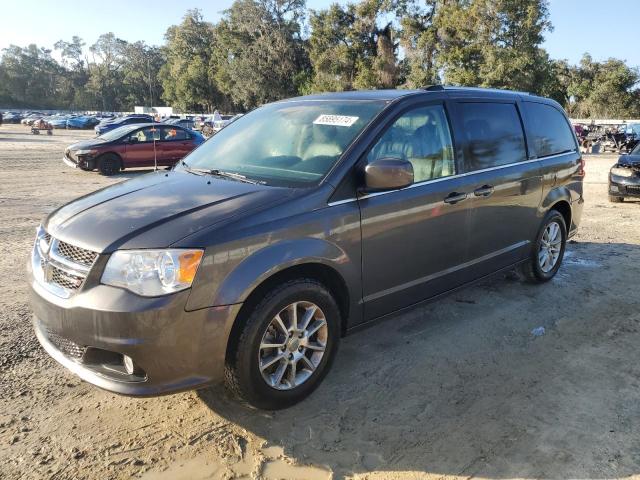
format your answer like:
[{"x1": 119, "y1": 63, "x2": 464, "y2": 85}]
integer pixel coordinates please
[{"x1": 177, "y1": 250, "x2": 203, "y2": 284}]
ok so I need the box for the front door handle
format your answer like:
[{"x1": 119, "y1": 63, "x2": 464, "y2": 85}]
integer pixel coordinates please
[
  {"x1": 443, "y1": 192, "x2": 468, "y2": 204},
  {"x1": 473, "y1": 185, "x2": 494, "y2": 197}
]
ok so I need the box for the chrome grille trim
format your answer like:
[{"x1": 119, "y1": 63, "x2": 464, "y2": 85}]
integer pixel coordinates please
[
  {"x1": 32, "y1": 227, "x2": 98, "y2": 298},
  {"x1": 55, "y1": 241, "x2": 98, "y2": 268}
]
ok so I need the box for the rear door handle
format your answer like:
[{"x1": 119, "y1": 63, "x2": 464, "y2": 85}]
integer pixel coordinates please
[
  {"x1": 443, "y1": 192, "x2": 468, "y2": 204},
  {"x1": 473, "y1": 185, "x2": 494, "y2": 197}
]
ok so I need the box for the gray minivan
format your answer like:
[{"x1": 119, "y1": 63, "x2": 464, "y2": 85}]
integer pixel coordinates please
[{"x1": 29, "y1": 87, "x2": 584, "y2": 409}]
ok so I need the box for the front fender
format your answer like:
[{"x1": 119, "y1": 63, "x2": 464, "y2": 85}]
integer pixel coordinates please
[{"x1": 185, "y1": 237, "x2": 359, "y2": 312}]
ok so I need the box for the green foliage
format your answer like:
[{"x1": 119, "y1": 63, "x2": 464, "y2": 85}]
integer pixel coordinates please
[
  {"x1": 0, "y1": 0, "x2": 639, "y2": 119},
  {"x1": 159, "y1": 9, "x2": 224, "y2": 112},
  {"x1": 0, "y1": 44, "x2": 67, "y2": 108},
  {"x1": 567, "y1": 54, "x2": 640, "y2": 118},
  {"x1": 211, "y1": 0, "x2": 309, "y2": 110},
  {"x1": 307, "y1": 1, "x2": 398, "y2": 92}
]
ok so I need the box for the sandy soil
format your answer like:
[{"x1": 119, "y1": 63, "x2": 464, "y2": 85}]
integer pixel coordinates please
[{"x1": 1, "y1": 123, "x2": 640, "y2": 480}]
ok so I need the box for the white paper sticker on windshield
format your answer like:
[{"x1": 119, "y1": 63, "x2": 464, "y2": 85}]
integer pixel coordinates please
[{"x1": 313, "y1": 114, "x2": 359, "y2": 127}]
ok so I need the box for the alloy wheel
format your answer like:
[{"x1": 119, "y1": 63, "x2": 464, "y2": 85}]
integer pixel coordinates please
[
  {"x1": 258, "y1": 301, "x2": 328, "y2": 390},
  {"x1": 538, "y1": 221, "x2": 562, "y2": 273}
]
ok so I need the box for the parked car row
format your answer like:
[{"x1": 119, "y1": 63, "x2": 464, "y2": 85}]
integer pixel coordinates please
[{"x1": 3, "y1": 111, "x2": 105, "y2": 129}]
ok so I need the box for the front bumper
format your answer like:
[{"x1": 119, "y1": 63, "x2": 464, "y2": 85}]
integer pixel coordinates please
[
  {"x1": 609, "y1": 173, "x2": 640, "y2": 198},
  {"x1": 63, "y1": 153, "x2": 96, "y2": 170},
  {"x1": 28, "y1": 264, "x2": 241, "y2": 396}
]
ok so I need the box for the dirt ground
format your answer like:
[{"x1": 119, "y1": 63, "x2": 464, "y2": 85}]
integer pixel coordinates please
[{"x1": 1, "y1": 122, "x2": 640, "y2": 480}]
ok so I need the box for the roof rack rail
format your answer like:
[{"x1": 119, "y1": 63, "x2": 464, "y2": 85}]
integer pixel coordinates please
[
  {"x1": 422, "y1": 85, "x2": 535, "y2": 96},
  {"x1": 421, "y1": 85, "x2": 445, "y2": 91}
]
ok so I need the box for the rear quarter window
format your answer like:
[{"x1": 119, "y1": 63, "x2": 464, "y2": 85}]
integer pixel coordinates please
[
  {"x1": 459, "y1": 102, "x2": 527, "y2": 171},
  {"x1": 523, "y1": 102, "x2": 576, "y2": 158}
]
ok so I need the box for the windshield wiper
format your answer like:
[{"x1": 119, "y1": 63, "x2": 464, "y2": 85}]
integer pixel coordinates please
[{"x1": 179, "y1": 161, "x2": 262, "y2": 185}]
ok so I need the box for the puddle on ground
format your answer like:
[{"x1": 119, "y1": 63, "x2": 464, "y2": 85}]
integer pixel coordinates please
[{"x1": 563, "y1": 251, "x2": 602, "y2": 268}]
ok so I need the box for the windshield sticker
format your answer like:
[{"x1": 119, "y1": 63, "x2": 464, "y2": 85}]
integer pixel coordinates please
[{"x1": 313, "y1": 114, "x2": 359, "y2": 127}]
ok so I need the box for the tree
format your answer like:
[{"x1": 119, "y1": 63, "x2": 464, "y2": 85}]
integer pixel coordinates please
[
  {"x1": 159, "y1": 9, "x2": 222, "y2": 112},
  {"x1": 86, "y1": 33, "x2": 127, "y2": 110},
  {"x1": 212, "y1": 0, "x2": 309, "y2": 110},
  {"x1": 120, "y1": 42, "x2": 164, "y2": 109},
  {"x1": 0, "y1": 44, "x2": 66, "y2": 108},
  {"x1": 397, "y1": 0, "x2": 439, "y2": 87},
  {"x1": 307, "y1": 0, "x2": 399, "y2": 92},
  {"x1": 566, "y1": 54, "x2": 640, "y2": 118},
  {"x1": 54, "y1": 36, "x2": 89, "y2": 109}
]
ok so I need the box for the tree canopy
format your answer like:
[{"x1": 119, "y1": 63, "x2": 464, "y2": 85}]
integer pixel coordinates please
[{"x1": 0, "y1": 0, "x2": 638, "y2": 118}]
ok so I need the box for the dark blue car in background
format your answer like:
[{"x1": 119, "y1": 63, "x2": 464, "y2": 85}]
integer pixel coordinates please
[
  {"x1": 94, "y1": 114, "x2": 153, "y2": 135},
  {"x1": 67, "y1": 115, "x2": 101, "y2": 129}
]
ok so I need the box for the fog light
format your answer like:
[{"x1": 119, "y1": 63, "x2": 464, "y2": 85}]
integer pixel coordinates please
[
  {"x1": 123, "y1": 355, "x2": 135, "y2": 375},
  {"x1": 610, "y1": 185, "x2": 619, "y2": 193}
]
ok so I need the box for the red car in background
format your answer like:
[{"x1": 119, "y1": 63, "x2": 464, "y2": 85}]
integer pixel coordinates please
[{"x1": 63, "y1": 123, "x2": 206, "y2": 175}]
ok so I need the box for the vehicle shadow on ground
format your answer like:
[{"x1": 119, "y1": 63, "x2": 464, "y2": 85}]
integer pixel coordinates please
[{"x1": 197, "y1": 241, "x2": 640, "y2": 479}]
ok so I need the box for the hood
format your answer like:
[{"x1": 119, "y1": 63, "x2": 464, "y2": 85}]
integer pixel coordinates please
[
  {"x1": 618, "y1": 154, "x2": 640, "y2": 167},
  {"x1": 44, "y1": 171, "x2": 292, "y2": 252},
  {"x1": 68, "y1": 138, "x2": 108, "y2": 150}
]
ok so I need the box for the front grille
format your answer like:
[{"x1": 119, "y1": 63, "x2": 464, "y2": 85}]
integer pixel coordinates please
[
  {"x1": 56, "y1": 241, "x2": 98, "y2": 267},
  {"x1": 51, "y1": 266, "x2": 84, "y2": 290},
  {"x1": 33, "y1": 228, "x2": 99, "y2": 297},
  {"x1": 46, "y1": 328, "x2": 86, "y2": 360},
  {"x1": 626, "y1": 185, "x2": 640, "y2": 195}
]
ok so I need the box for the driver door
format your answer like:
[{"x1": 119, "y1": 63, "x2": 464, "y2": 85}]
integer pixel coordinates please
[
  {"x1": 359, "y1": 103, "x2": 476, "y2": 320},
  {"x1": 123, "y1": 126, "x2": 164, "y2": 167}
]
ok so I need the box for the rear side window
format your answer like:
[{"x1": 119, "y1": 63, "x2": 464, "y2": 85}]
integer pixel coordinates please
[
  {"x1": 524, "y1": 102, "x2": 576, "y2": 158},
  {"x1": 161, "y1": 126, "x2": 189, "y2": 141},
  {"x1": 460, "y1": 102, "x2": 526, "y2": 171}
]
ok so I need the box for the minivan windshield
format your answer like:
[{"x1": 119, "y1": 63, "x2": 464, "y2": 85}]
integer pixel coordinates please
[{"x1": 178, "y1": 100, "x2": 386, "y2": 187}]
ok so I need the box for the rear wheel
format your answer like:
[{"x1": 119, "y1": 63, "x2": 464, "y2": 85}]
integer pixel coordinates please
[
  {"x1": 98, "y1": 154, "x2": 121, "y2": 176},
  {"x1": 225, "y1": 278, "x2": 341, "y2": 410},
  {"x1": 519, "y1": 210, "x2": 567, "y2": 283},
  {"x1": 609, "y1": 195, "x2": 624, "y2": 203}
]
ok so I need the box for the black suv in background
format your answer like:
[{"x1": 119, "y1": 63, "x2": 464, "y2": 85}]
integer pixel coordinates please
[{"x1": 29, "y1": 87, "x2": 584, "y2": 409}]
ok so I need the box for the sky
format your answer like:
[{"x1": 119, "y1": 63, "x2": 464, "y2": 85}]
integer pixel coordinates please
[{"x1": 0, "y1": 0, "x2": 638, "y2": 67}]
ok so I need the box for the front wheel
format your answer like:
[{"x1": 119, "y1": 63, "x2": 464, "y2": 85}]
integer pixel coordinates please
[
  {"x1": 519, "y1": 210, "x2": 567, "y2": 283},
  {"x1": 98, "y1": 154, "x2": 121, "y2": 176},
  {"x1": 225, "y1": 279, "x2": 341, "y2": 410},
  {"x1": 609, "y1": 195, "x2": 624, "y2": 203}
]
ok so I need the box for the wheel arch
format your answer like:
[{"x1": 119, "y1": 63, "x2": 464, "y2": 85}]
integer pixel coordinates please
[
  {"x1": 541, "y1": 187, "x2": 572, "y2": 231},
  {"x1": 224, "y1": 261, "x2": 351, "y2": 366}
]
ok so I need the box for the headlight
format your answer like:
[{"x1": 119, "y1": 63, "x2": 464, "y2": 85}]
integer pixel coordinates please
[
  {"x1": 75, "y1": 149, "x2": 97, "y2": 156},
  {"x1": 611, "y1": 166, "x2": 634, "y2": 177},
  {"x1": 102, "y1": 249, "x2": 204, "y2": 296}
]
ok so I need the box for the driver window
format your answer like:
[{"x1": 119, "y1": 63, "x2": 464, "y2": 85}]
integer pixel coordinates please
[
  {"x1": 130, "y1": 127, "x2": 160, "y2": 143},
  {"x1": 367, "y1": 105, "x2": 455, "y2": 182}
]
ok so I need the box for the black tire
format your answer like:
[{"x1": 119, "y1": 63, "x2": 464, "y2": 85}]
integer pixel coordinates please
[
  {"x1": 225, "y1": 278, "x2": 341, "y2": 410},
  {"x1": 609, "y1": 195, "x2": 624, "y2": 203},
  {"x1": 98, "y1": 154, "x2": 121, "y2": 176},
  {"x1": 519, "y1": 210, "x2": 567, "y2": 283}
]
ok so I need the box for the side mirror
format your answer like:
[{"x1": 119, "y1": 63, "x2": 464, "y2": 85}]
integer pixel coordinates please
[
  {"x1": 127, "y1": 136, "x2": 139, "y2": 144},
  {"x1": 362, "y1": 157, "x2": 414, "y2": 193}
]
